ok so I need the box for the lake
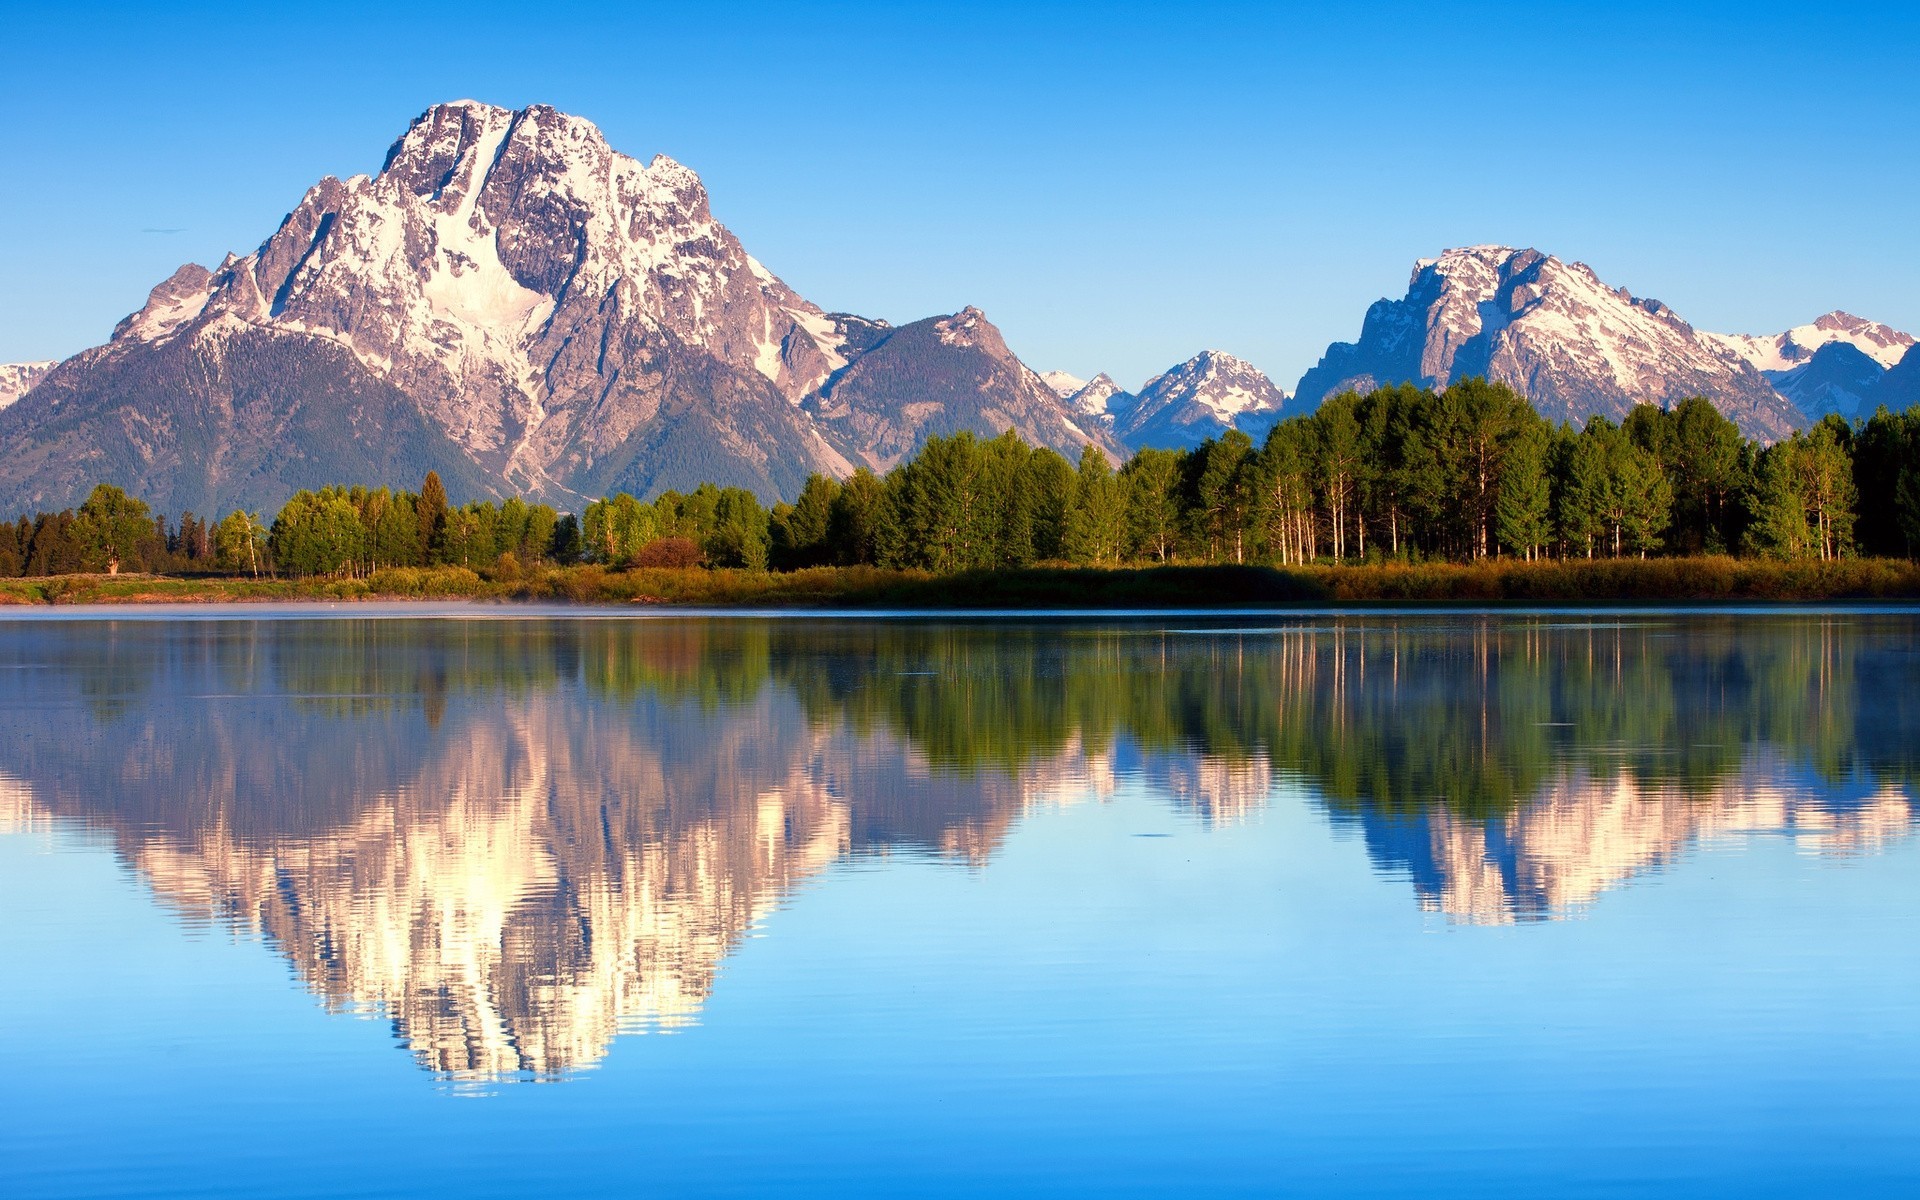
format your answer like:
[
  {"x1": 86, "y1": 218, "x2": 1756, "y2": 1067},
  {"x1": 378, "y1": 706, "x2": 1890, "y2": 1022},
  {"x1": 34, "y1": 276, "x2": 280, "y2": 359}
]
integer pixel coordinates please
[{"x1": 2, "y1": 608, "x2": 1916, "y2": 1197}]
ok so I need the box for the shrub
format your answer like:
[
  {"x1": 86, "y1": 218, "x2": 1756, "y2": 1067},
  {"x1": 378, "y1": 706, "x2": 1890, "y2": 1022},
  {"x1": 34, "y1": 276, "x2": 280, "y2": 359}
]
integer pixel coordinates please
[{"x1": 632, "y1": 537, "x2": 702, "y2": 569}]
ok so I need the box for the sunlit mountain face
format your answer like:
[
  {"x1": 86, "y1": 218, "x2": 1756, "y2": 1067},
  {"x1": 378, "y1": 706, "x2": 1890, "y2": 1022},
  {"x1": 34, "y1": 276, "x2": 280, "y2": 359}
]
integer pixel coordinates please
[{"x1": 2, "y1": 615, "x2": 1915, "y2": 1080}]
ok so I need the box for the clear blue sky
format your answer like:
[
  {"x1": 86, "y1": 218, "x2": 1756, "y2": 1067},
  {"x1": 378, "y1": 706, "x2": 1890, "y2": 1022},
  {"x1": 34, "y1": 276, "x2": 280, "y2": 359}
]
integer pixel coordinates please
[{"x1": 4, "y1": 1, "x2": 1917, "y2": 391}]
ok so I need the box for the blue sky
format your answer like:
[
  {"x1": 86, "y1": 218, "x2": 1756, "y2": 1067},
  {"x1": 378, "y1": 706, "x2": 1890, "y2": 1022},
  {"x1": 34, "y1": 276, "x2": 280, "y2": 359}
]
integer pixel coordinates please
[{"x1": 4, "y1": 0, "x2": 1917, "y2": 390}]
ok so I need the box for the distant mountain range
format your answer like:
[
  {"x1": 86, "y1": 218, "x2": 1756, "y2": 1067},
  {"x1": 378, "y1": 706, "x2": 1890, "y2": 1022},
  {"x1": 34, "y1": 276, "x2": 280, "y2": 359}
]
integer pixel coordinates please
[{"x1": 0, "y1": 104, "x2": 1913, "y2": 516}]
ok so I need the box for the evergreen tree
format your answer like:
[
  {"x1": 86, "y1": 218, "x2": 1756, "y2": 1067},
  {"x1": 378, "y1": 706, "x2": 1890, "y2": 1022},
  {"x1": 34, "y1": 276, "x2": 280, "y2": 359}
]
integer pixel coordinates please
[
  {"x1": 827, "y1": 468, "x2": 883, "y2": 566},
  {"x1": 1062, "y1": 444, "x2": 1128, "y2": 564},
  {"x1": 550, "y1": 514, "x2": 584, "y2": 564},
  {"x1": 416, "y1": 470, "x2": 449, "y2": 565},
  {"x1": 1189, "y1": 431, "x2": 1255, "y2": 563},
  {"x1": 770, "y1": 473, "x2": 841, "y2": 569}
]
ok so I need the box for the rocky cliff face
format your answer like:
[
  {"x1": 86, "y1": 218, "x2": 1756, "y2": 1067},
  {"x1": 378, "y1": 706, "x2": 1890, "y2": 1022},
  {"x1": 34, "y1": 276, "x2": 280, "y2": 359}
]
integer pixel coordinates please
[
  {"x1": 0, "y1": 101, "x2": 1108, "y2": 515},
  {"x1": 1294, "y1": 246, "x2": 1805, "y2": 440},
  {"x1": 1118, "y1": 350, "x2": 1289, "y2": 449}
]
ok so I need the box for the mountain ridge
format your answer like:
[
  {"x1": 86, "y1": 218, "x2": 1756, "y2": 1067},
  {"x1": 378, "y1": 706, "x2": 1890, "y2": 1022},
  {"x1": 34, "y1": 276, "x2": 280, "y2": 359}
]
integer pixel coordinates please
[{"x1": 0, "y1": 100, "x2": 1118, "y2": 515}]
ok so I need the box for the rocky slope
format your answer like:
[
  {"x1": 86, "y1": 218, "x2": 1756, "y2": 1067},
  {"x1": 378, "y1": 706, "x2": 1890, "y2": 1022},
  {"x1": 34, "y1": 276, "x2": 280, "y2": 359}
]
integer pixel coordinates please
[
  {"x1": 1118, "y1": 350, "x2": 1289, "y2": 449},
  {"x1": 1294, "y1": 246, "x2": 1804, "y2": 440},
  {"x1": 805, "y1": 306, "x2": 1123, "y2": 471},
  {"x1": 0, "y1": 101, "x2": 1111, "y2": 515}
]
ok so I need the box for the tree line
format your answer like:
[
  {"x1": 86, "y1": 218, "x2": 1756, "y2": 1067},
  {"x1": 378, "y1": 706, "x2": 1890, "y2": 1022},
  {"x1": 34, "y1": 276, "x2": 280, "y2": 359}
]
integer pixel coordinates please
[{"x1": 5, "y1": 379, "x2": 1920, "y2": 579}]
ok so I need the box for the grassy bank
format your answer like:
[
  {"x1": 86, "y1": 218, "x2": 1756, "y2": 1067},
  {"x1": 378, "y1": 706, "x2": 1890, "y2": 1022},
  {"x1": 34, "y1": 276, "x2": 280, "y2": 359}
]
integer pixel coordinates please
[{"x1": 3, "y1": 556, "x2": 1919, "y2": 608}]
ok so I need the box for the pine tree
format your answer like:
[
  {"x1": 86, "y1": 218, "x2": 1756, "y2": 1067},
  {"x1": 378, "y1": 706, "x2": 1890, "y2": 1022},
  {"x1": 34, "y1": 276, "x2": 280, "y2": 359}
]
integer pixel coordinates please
[{"x1": 416, "y1": 470, "x2": 449, "y2": 565}]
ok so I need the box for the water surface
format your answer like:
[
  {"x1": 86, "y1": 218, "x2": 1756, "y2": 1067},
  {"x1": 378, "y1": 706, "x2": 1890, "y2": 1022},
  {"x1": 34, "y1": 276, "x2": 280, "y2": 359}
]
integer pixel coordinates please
[{"x1": 2, "y1": 610, "x2": 1916, "y2": 1196}]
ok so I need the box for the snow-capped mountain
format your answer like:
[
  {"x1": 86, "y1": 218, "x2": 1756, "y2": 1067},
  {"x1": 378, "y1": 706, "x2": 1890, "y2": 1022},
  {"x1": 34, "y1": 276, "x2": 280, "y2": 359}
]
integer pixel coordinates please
[
  {"x1": 1039, "y1": 370, "x2": 1085, "y2": 398},
  {"x1": 1063, "y1": 373, "x2": 1135, "y2": 425},
  {"x1": 0, "y1": 361, "x2": 53, "y2": 412},
  {"x1": 1707, "y1": 312, "x2": 1915, "y2": 374},
  {"x1": 1763, "y1": 342, "x2": 1887, "y2": 422},
  {"x1": 1118, "y1": 351, "x2": 1289, "y2": 450},
  {"x1": 0, "y1": 101, "x2": 1115, "y2": 516},
  {"x1": 1294, "y1": 246, "x2": 1802, "y2": 440}
]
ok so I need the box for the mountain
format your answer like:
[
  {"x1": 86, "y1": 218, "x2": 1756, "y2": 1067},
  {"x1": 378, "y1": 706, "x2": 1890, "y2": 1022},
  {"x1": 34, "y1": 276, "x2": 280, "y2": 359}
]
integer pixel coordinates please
[
  {"x1": 1763, "y1": 341, "x2": 1886, "y2": 422},
  {"x1": 0, "y1": 101, "x2": 1111, "y2": 516},
  {"x1": 1117, "y1": 350, "x2": 1289, "y2": 449},
  {"x1": 1867, "y1": 343, "x2": 1920, "y2": 413},
  {"x1": 1038, "y1": 370, "x2": 1085, "y2": 398},
  {"x1": 804, "y1": 306, "x2": 1123, "y2": 471},
  {"x1": 1294, "y1": 246, "x2": 1803, "y2": 441},
  {"x1": 0, "y1": 361, "x2": 53, "y2": 412},
  {"x1": 1063, "y1": 373, "x2": 1135, "y2": 425},
  {"x1": 1707, "y1": 311, "x2": 1915, "y2": 374}
]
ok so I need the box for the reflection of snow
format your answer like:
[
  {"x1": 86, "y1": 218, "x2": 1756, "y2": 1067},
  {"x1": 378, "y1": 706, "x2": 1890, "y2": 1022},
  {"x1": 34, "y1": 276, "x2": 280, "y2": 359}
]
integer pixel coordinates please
[{"x1": 1392, "y1": 760, "x2": 1915, "y2": 925}]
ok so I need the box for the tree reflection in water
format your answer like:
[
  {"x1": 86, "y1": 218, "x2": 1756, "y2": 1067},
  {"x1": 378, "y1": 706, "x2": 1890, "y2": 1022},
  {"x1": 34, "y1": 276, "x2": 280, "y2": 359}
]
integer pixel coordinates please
[{"x1": 1, "y1": 613, "x2": 1913, "y2": 1078}]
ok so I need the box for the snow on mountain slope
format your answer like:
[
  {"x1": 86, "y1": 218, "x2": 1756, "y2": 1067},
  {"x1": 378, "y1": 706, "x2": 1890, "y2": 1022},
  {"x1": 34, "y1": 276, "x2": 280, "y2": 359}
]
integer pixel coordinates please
[
  {"x1": 1039, "y1": 370, "x2": 1085, "y2": 398},
  {"x1": 0, "y1": 361, "x2": 54, "y2": 412},
  {"x1": 0, "y1": 101, "x2": 1105, "y2": 514},
  {"x1": 1294, "y1": 246, "x2": 1802, "y2": 441},
  {"x1": 1764, "y1": 341, "x2": 1886, "y2": 422},
  {"x1": 1118, "y1": 351, "x2": 1288, "y2": 449},
  {"x1": 1708, "y1": 312, "x2": 1915, "y2": 374},
  {"x1": 1064, "y1": 374, "x2": 1134, "y2": 424}
]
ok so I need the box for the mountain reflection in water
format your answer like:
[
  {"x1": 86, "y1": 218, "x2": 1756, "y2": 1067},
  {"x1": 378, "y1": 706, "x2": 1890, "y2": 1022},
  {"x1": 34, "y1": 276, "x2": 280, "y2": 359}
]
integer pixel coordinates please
[{"x1": 1, "y1": 614, "x2": 1913, "y2": 1080}]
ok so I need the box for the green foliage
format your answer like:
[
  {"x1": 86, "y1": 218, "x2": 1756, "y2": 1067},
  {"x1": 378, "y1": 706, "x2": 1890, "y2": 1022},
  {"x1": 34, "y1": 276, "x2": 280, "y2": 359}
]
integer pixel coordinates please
[
  {"x1": 16, "y1": 378, "x2": 1919, "y2": 584},
  {"x1": 214, "y1": 511, "x2": 268, "y2": 576},
  {"x1": 1062, "y1": 444, "x2": 1127, "y2": 564},
  {"x1": 72, "y1": 484, "x2": 156, "y2": 574}
]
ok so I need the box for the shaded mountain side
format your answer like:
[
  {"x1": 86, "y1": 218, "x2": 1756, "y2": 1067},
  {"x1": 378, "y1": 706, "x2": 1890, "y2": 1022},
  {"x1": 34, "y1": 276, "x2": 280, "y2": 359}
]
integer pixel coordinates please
[
  {"x1": 545, "y1": 337, "x2": 853, "y2": 503},
  {"x1": 1869, "y1": 343, "x2": 1920, "y2": 413},
  {"x1": 0, "y1": 328, "x2": 498, "y2": 517},
  {"x1": 1767, "y1": 341, "x2": 1886, "y2": 423}
]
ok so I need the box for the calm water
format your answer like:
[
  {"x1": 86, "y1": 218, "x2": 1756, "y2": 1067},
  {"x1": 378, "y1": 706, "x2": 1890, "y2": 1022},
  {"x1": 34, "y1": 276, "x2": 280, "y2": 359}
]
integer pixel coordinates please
[{"x1": 2, "y1": 608, "x2": 1917, "y2": 1197}]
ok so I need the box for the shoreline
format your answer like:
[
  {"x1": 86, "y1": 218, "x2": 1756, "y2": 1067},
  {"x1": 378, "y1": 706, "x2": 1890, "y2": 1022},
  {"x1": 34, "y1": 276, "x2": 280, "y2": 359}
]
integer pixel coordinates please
[{"x1": 4, "y1": 557, "x2": 1920, "y2": 613}]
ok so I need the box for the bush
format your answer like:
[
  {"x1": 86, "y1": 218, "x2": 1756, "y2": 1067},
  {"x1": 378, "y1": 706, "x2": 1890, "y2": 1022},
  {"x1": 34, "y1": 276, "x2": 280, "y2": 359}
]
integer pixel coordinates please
[
  {"x1": 632, "y1": 537, "x2": 702, "y2": 569},
  {"x1": 364, "y1": 565, "x2": 485, "y2": 597}
]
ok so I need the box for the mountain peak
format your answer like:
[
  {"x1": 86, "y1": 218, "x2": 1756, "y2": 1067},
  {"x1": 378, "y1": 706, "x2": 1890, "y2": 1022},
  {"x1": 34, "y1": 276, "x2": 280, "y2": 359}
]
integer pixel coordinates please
[
  {"x1": 1709, "y1": 311, "x2": 1915, "y2": 374},
  {"x1": 1298, "y1": 246, "x2": 1800, "y2": 440},
  {"x1": 1039, "y1": 370, "x2": 1086, "y2": 399},
  {"x1": 1117, "y1": 350, "x2": 1287, "y2": 449},
  {"x1": 0, "y1": 101, "x2": 1110, "y2": 514}
]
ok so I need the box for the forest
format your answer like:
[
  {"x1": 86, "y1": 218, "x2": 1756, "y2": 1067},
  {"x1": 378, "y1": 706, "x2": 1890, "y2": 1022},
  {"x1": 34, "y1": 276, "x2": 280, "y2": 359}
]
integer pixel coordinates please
[{"x1": 4, "y1": 379, "x2": 1919, "y2": 583}]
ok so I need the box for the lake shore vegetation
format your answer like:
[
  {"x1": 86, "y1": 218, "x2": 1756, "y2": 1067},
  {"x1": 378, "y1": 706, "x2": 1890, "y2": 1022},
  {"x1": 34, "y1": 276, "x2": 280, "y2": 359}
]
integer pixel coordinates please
[{"x1": 5, "y1": 381, "x2": 1920, "y2": 606}]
